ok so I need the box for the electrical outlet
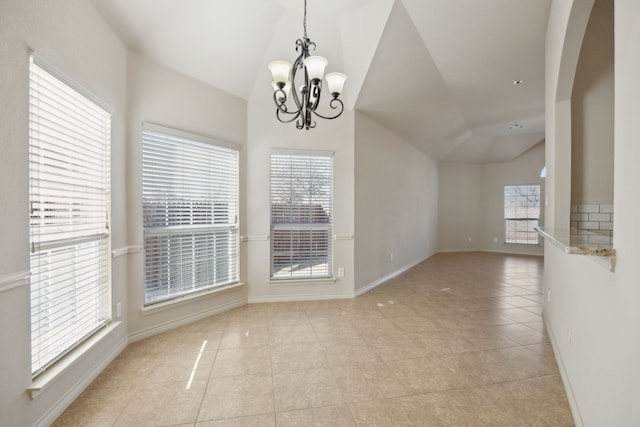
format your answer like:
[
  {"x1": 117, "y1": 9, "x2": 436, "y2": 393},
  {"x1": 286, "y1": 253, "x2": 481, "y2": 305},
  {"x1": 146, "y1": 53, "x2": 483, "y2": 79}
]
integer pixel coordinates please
[
  {"x1": 337, "y1": 267, "x2": 345, "y2": 278},
  {"x1": 389, "y1": 253, "x2": 394, "y2": 262},
  {"x1": 467, "y1": 236, "x2": 472, "y2": 243},
  {"x1": 547, "y1": 288, "x2": 551, "y2": 303},
  {"x1": 116, "y1": 302, "x2": 122, "y2": 319}
]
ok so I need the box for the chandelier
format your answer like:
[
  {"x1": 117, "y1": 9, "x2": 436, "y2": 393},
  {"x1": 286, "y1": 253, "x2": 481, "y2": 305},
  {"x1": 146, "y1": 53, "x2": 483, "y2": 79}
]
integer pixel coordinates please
[{"x1": 268, "y1": 0, "x2": 347, "y2": 130}]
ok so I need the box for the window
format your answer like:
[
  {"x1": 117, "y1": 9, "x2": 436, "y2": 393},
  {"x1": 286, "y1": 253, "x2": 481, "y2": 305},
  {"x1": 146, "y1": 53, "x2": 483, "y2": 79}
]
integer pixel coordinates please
[
  {"x1": 270, "y1": 151, "x2": 333, "y2": 280},
  {"x1": 142, "y1": 125, "x2": 239, "y2": 305},
  {"x1": 504, "y1": 185, "x2": 540, "y2": 244},
  {"x1": 29, "y1": 57, "x2": 111, "y2": 377}
]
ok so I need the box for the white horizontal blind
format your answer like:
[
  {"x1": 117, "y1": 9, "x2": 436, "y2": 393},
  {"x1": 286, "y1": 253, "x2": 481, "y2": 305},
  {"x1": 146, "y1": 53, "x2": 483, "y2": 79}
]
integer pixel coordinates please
[
  {"x1": 142, "y1": 126, "x2": 239, "y2": 305},
  {"x1": 29, "y1": 57, "x2": 111, "y2": 377},
  {"x1": 504, "y1": 185, "x2": 540, "y2": 245},
  {"x1": 270, "y1": 152, "x2": 333, "y2": 279}
]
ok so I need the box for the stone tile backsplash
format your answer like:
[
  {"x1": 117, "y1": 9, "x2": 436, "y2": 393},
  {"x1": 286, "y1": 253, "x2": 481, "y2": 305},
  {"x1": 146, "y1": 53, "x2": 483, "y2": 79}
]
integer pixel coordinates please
[{"x1": 570, "y1": 204, "x2": 614, "y2": 249}]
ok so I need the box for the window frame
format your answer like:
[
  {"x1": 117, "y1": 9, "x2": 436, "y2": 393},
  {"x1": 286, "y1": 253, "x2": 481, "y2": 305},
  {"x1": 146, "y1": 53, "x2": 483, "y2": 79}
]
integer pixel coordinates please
[
  {"x1": 28, "y1": 55, "x2": 112, "y2": 378},
  {"x1": 269, "y1": 150, "x2": 334, "y2": 281},
  {"x1": 141, "y1": 123, "x2": 240, "y2": 306},
  {"x1": 504, "y1": 184, "x2": 541, "y2": 245}
]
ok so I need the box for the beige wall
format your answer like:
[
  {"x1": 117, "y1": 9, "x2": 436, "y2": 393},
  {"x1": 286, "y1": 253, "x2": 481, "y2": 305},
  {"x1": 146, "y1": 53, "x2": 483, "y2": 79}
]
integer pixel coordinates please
[
  {"x1": 438, "y1": 142, "x2": 545, "y2": 256},
  {"x1": 125, "y1": 52, "x2": 248, "y2": 338},
  {"x1": 543, "y1": 0, "x2": 640, "y2": 425},
  {"x1": 437, "y1": 163, "x2": 483, "y2": 251},
  {"x1": 571, "y1": 0, "x2": 614, "y2": 205},
  {"x1": 0, "y1": 0, "x2": 128, "y2": 425},
  {"x1": 354, "y1": 112, "x2": 439, "y2": 293}
]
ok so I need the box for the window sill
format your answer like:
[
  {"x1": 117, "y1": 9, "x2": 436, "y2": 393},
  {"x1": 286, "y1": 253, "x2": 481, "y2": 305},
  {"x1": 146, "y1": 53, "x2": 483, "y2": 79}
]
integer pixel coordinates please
[
  {"x1": 269, "y1": 277, "x2": 337, "y2": 286},
  {"x1": 140, "y1": 282, "x2": 245, "y2": 316},
  {"x1": 27, "y1": 321, "x2": 122, "y2": 399}
]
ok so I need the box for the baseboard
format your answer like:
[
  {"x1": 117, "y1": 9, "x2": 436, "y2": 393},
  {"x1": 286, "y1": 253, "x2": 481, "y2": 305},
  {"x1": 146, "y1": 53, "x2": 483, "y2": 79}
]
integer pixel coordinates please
[
  {"x1": 248, "y1": 292, "x2": 354, "y2": 304},
  {"x1": 543, "y1": 311, "x2": 584, "y2": 427},
  {"x1": 436, "y1": 248, "x2": 543, "y2": 257},
  {"x1": 33, "y1": 337, "x2": 128, "y2": 427},
  {"x1": 129, "y1": 297, "x2": 247, "y2": 342},
  {"x1": 354, "y1": 257, "x2": 427, "y2": 297},
  {"x1": 481, "y1": 247, "x2": 544, "y2": 257},
  {"x1": 435, "y1": 248, "x2": 481, "y2": 253}
]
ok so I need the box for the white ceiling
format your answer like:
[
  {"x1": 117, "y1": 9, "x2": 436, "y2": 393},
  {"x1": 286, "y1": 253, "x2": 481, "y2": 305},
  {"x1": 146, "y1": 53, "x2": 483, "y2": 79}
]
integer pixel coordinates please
[{"x1": 90, "y1": 0, "x2": 550, "y2": 163}]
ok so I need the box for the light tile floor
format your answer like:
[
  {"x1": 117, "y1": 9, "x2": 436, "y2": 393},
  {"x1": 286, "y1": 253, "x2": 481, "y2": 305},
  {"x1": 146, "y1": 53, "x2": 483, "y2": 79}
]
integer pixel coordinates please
[{"x1": 53, "y1": 252, "x2": 574, "y2": 426}]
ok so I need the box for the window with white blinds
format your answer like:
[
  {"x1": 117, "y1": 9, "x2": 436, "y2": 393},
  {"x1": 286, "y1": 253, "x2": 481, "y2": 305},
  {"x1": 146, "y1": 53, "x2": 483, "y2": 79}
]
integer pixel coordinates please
[
  {"x1": 142, "y1": 125, "x2": 239, "y2": 305},
  {"x1": 29, "y1": 57, "x2": 112, "y2": 377},
  {"x1": 270, "y1": 151, "x2": 333, "y2": 280}
]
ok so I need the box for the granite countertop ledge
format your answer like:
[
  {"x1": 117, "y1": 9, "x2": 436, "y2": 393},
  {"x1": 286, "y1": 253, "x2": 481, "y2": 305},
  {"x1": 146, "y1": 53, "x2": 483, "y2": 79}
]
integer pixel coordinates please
[
  {"x1": 534, "y1": 226, "x2": 616, "y2": 271},
  {"x1": 566, "y1": 246, "x2": 615, "y2": 256}
]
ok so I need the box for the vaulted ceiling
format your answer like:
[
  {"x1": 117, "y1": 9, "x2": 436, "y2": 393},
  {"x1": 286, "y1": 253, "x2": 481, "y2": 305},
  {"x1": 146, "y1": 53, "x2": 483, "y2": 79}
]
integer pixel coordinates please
[{"x1": 91, "y1": 0, "x2": 550, "y2": 163}]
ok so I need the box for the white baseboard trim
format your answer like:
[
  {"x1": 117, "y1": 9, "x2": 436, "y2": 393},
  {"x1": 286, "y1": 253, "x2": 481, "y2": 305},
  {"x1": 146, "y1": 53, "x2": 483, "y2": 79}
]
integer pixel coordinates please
[
  {"x1": 0, "y1": 270, "x2": 29, "y2": 293},
  {"x1": 435, "y1": 248, "x2": 480, "y2": 253},
  {"x1": 248, "y1": 292, "x2": 354, "y2": 304},
  {"x1": 436, "y1": 248, "x2": 543, "y2": 257},
  {"x1": 354, "y1": 257, "x2": 427, "y2": 297},
  {"x1": 129, "y1": 297, "x2": 247, "y2": 343},
  {"x1": 481, "y1": 247, "x2": 544, "y2": 257},
  {"x1": 33, "y1": 336, "x2": 128, "y2": 427},
  {"x1": 543, "y1": 312, "x2": 584, "y2": 427}
]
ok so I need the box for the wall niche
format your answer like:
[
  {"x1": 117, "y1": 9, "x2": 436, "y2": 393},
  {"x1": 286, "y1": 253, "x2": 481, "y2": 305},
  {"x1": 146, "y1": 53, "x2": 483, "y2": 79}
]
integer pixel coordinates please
[{"x1": 570, "y1": 0, "x2": 614, "y2": 249}]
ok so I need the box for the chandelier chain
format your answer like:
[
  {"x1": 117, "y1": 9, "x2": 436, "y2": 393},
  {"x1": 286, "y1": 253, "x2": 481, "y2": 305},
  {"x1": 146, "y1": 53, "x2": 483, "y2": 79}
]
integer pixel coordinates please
[{"x1": 303, "y1": 0, "x2": 307, "y2": 38}]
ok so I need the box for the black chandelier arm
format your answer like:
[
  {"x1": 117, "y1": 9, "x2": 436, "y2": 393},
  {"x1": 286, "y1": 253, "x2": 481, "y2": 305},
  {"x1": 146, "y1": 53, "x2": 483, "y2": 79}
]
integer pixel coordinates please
[
  {"x1": 308, "y1": 83, "x2": 321, "y2": 111},
  {"x1": 296, "y1": 113, "x2": 316, "y2": 130},
  {"x1": 273, "y1": 89, "x2": 289, "y2": 112},
  {"x1": 312, "y1": 97, "x2": 345, "y2": 120},
  {"x1": 290, "y1": 71, "x2": 303, "y2": 111},
  {"x1": 275, "y1": 108, "x2": 301, "y2": 124}
]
